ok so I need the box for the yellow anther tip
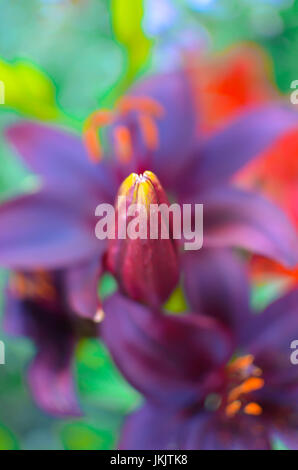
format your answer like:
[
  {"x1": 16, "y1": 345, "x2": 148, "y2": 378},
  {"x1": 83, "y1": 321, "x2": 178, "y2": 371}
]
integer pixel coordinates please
[{"x1": 244, "y1": 402, "x2": 263, "y2": 416}]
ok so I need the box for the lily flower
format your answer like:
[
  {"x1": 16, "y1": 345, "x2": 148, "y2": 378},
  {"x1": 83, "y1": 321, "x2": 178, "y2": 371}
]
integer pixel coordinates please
[
  {"x1": 1, "y1": 64, "x2": 297, "y2": 306},
  {"x1": 3, "y1": 268, "x2": 102, "y2": 416},
  {"x1": 102, "y1": 251, "x2": 298, "y2": 450}
]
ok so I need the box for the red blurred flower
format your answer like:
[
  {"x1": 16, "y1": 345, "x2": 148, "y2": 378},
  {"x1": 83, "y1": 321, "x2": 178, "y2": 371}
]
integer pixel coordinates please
[
  {"x1": 190, "y1": 43, "x2": 277, "y2": 134},
  {"x1": 237, "y1": 129, "x2": 298, "y2": 287}
]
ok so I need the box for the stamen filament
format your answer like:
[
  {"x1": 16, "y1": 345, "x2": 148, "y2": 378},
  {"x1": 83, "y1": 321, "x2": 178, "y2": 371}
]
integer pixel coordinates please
[
  {"x1": 138, "y1": 114, "x2": 159, "y2": 151},
  {"x1": 228, "y1": 377, "x2": 264, "y2": 402},
  {"x1": 83, "y1": 127, "x2": 103, "y2": 162},
  {"x1": 225, "y1": 400, "x2": 242, "y2": 417},
  {"x1": 83, "y1": 97, "x2": 165, "y2": 163},
  {"x1": 114, "y1": 125, "x2": 133, "y2": 163},
  {"x1": 83, "y1": 110, "x2": 114, "y2": 162}
]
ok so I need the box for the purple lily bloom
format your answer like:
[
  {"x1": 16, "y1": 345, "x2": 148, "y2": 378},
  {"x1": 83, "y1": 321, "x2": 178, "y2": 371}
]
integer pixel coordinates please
[
  {"x1": 4, "y1": 269, "x2": 100, "y2": 416},
  {"x1": 0, "y1": 67, "x2": 297, "y2": 416},
  {"x1": 0, "y1": 70, "x2": 296, "y2": 293},
  {"x1": 102, "y1": 251, "x2": 298, "y2": 450}
]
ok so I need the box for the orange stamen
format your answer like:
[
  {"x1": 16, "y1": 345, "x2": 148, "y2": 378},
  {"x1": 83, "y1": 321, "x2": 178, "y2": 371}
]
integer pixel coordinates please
[
  {"x1": 117, "y1": 96, "x2": 165, "y2": 119},
  {"x1": 228, "y1": 354, "x2": 254, "y2": 373},
  {"x1": 35, "y1": 272, "x2": 56, "y2": 300},
  {"x1": 228, "y1": 385, "x2": 243, "y2": 403},
  {"x1": 83, "y1": 127, "x2": 103, "y2": 162},
  {"x1": 11, "y1": 274, "x2": 27, "y2": 297},
  {"x1": 88, "y1": 109, "x2": 113, "y2": 127},
  {"x1": 83, "y1": 97, "x2": 165, "y2": 163},
  {"x1": 114, "y1": 125, "x2": 133, "y2": 163},
  {"x1": 11, "y1": 272, "x2": 55, "y2": 301},
  {"x1": 241, "y1": 377, "x2": 265, "y2": 394},
  {"x1": 228, "y1": 377, "x2": 264, "y2": 403},
  {"x1": 244, "y1": 402, "x2": 263, "y2": 416},
  {"x1": 83, "y1": 110, "x2": 114, "y2": 162},
  {"x1": 138, "y1": 114, "x2": 159, "y2": 151},
  {"x1": 225, "y1": 400, "x2": 242, "y2": 418}
]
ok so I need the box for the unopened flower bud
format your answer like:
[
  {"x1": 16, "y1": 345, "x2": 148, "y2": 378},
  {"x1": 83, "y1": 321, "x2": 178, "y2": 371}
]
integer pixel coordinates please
[{"x1": 106, "y1": 171, "x2": 179, "y2": 307}]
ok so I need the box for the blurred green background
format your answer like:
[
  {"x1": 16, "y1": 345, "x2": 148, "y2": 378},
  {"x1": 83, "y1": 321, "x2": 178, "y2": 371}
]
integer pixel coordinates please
[{"x1": 0, "y1": 0, "x2": 297, "y2": 450}]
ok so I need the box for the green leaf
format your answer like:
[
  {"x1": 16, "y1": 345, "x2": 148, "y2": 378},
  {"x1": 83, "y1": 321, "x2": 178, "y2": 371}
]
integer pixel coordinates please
[
  {"x1": 61, "y1": 422, "x2": 115, "y2": 450},
  {"x1": 272, "y1": 437, "x2": 289, "y2": 451},
  {"x1": 0, "y1": 423, "x2": 19, "y2": 450},
  {"x1": 261, "y1": 0, "x2": 298, "y2": 94},
  {"x1": 0, "y1": 59, "x2": 59, "y2": 120},
  {"x1": 110, "y1": 0, "x2": 152, "y2": 87},
  {"x1": 76, "y1": 339, "x2": 141, "y2": 413},
  {"x1": 251, "y1": 280, "x2": 290, "y2": 312},
  {"x1": 164, "y1": 285, "x2": 188, "y2": 314},
  {"x1": 99, "y1": 273, "x2": 118, "y2": 300}
]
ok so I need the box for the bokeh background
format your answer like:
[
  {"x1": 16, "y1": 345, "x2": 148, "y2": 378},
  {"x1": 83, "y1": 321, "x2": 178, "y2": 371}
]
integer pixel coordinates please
[{"x1": 0, "y1": 0, "x2": 297, "y2": 450}]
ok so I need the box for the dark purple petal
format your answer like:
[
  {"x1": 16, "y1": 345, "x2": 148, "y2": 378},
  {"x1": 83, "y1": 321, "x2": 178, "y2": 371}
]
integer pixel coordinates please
[
  {"x1": 203, "y1": 187, "x2": 298, "y2": 267},
  {"x1": 65, "y1": 259, "x2": 102, "y2": 320},
  {"x1": 120, "y1": 405, "x2": 271, "y2": 450},
  {"x1": 3, "y1": 287, "x2": 28, "y2": 336},
  {"x1": 102, "y1": 293, "x2": 232, "y2": 408},
  {"x1": 5, "y1": 121, "x2": 117, "y2": 207},
  {"x1": 3, "y1": 287, "x2": 81, "y2": 417},
  {"x1": 132, "y1": 70, "x2": 196, "y2": 173},
  {"x1": 0, "y1": 191, "x2": 102, "y2": 268},
  {"x1": 28, "y1": 334, "x2": 81, "y2": 417},
  {"x1": 244, "y1": 289, "x2": 298, "y2": 389},
  {"x1": 183, "y1": 248, "x2": 251, "y2": 340},
  {"x1": 185, "y1": 106, "x2": 298, "y2": 195},
  {"x1": 184, "y1": 413, "x2": 271, "y2": 450},
  {"x1": 119, "y1": 404, "x2": 183, "y2": 450}
]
